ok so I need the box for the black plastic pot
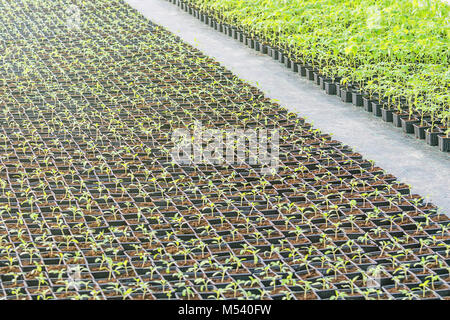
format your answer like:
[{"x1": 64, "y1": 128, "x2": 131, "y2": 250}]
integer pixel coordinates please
[
  {"x1": 266, "y1": 45, "x2": 273, "y2": 57},
  {"x1": 371, "y1": 102, "x2": 382, "y2": 117},
  {"x1": 299, "y1": 65, "x2": 307, "y2": 77},
  {"x1": 438, "y1": 135, "x2": 450, "y2": 152},
  {"x1": 313, "y1": 72, "x2": 321, "y2": 85},
  {"x1": 400, "y1": 118, "x2": 419, "y2": 134},
  {"x1": 381, "y1": 108, "x2": 393, "y2": 122},
  {"x1": 261, "y1": 44, "x2": 268, "y2": 54},
  {"x1": 340, "y1": 87, "x2": 352, "y2": 103},
  {"x1": 319, "y1": 77, "x2": 330, "y2": 90},
  {"x1": 363, "y1": 99, "x2": 373, "y2": 112},
  {"x1": 425, "y1": 129, "x2": 439, "y2": 146},
  {"x1": 306, "y1": 68, "x2": 315, "y2": 81},
  {"x1": 247, "y1": 38, "x2": 255, "y2": 49},
  {"x1": 351, "y1": 92, "x2": 363, "y2": 106},
  {"x1": 413, "y1": 124, "x2": 430, "y2": 140},
  {"x1": 254, "y1": 40, "x2": 261, "y2": 51},
  {"x1": 324, "y1": 82, "x2": 336, "y2": 95},
  {"x1": 393, "y1": 113, "x2": 408, "y2": 128},
  {"x1": 227, "y1": 26, "x2": 234, "y2": 37},
  {"x1": 238, "y1": 31, "x2": 244, "y2": 42},
  {"x1": 284, "y1": 57, "x2": 292, "y2": 69},
  {"x1": 271, "y1": 48, "x2": 279, "y2": 60},
  {"x1": 231, "y1": 28, "x2": 238, "y2": 39}
]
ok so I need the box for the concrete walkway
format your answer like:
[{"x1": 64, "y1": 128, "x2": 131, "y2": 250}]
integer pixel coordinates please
[{"x1": 126, "y1": 0, "x2": 450, "y2": 213}]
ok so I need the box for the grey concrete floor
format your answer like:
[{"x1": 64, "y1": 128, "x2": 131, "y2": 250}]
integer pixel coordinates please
[{"x1": 126, "y1": 0, "x2": 449, "y2": 213}]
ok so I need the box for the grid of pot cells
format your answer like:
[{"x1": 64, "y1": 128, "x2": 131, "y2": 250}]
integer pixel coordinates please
[{"x1": 0, "y1": 0, "x2": 449, "y2": 300}]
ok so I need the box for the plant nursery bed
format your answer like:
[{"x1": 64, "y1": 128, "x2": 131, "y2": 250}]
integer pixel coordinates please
[
  {"x1": 168, "y1": 0, "x2": 450, "y2": 152},
  {"x1": 0, "y1": 0, "x2": 448, "y2": 300}
]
